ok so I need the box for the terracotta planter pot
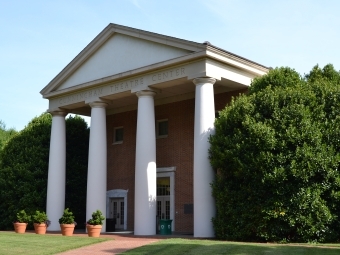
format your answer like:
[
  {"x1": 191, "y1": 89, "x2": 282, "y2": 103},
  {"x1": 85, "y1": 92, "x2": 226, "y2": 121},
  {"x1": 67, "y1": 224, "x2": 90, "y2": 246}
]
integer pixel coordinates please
[
  {"x1": 60, "y1": 224, "x2": 75, "y2": 236},
  {"x1": 13, "y1": 222, "x2": 27, "y2": 234},
  {"x1": 86, "y1": 225, "x2": 102, "y2": 237},
  {"x1": 34, "y1": 223, "x2": 47, "y2": 234}
]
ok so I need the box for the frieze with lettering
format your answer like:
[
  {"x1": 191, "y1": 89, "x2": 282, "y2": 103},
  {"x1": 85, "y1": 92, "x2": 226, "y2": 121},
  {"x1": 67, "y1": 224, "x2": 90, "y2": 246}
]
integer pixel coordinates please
[
  {"x1": 150, "y1": 67, "x2": 185, "y2": 84},
  {"x1": 110, "y1": 77, "x2": 144, "y2": 93},
  {"x1": 54, "y1": 65, "x2": 186, "y2": 108},
  {"x1": 58, "y1": 88, "x2": 104, "y2": 105}
]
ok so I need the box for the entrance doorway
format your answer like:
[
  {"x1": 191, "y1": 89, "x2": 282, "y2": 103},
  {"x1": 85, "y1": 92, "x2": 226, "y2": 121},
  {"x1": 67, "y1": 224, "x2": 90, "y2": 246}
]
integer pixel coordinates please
[
  {"x1": 157, "y1": 177, "x2": 170, "y2": 220},
  {"x1": 106, "y1": 189, "x2": 128, "y2": 230},
  {"x1": 156, "y1": 167, "x2": 175, "y2": 231},
  {"x1": 110, "y1": 198, "x2": 125, "y2": 230}
]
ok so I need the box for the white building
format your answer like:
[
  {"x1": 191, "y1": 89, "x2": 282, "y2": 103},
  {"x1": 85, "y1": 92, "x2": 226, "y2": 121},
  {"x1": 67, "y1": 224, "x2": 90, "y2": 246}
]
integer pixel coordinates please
[{"x1": 40, "y1": 23, "x2": 268, "y2": 237}]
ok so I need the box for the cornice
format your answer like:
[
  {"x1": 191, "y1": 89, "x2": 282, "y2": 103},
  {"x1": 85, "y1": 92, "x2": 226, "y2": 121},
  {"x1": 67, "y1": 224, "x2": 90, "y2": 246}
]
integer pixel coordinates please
[
  {"x1": 206, "y1": 46, "x2": 269, "y2": 75},
  {"x1": 42, "y1": 51, "x2": 206, "y2": 99},
  {"x1": 110, "y1": 23, "x2": 205, "y2": 52},
  {"x1": 42, "y1": 47, "x2": 269, "y2": 100},
  {"x1": 41, "y1": 23, "x2": 270, "y2": 100},
  {"x1": 40, "y1": 24, "x2": 114, "y2": 95}
]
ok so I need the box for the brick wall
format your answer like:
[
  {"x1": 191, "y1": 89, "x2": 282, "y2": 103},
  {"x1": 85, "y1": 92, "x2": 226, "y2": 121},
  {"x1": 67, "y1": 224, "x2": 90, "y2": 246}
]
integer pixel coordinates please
[
  {"x1": 107, "y1": 110, "x2": 137, "y2": 230},
  {"x1": 106, "y1": 88, "x2": 247, "y2": 233},
  {"x1": 155, "y1": 98, "x2": 195, "y2": 233}
]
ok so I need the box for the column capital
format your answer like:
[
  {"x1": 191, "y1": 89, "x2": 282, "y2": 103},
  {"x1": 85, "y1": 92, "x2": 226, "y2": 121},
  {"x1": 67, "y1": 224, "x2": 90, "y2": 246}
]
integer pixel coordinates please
[
  {"x1": 135, "y1": 90, "x2": 156, "y2": 98},
  {"x1": 89, "y1": 101, "x2": 109, "y2": 108},
  {"x1": 48, "y1": 110, "x2": 67, "y2": 117},
  {"x1": 193, "y1": 77, "x2": 216, "y2": 86}
]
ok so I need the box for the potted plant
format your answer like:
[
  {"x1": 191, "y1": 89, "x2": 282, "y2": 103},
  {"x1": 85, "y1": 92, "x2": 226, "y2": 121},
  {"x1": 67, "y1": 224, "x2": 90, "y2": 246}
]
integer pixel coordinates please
[
  {"x1": 86, "y1": 210, "x2": 105, "y2": 237},
  {"x1": 59, "y1": 208, "x2": 77, "y2": 236},
  {"x1": 13, "y1": 210, "x2": 31, "y2": 234},
  {"x1": 32, "y1": 210, "x2": 50, "y2": 234}
]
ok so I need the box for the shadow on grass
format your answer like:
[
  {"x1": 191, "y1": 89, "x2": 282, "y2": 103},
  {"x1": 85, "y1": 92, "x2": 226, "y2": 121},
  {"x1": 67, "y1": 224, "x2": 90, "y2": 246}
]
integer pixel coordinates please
[{"x1": 113, "y1": 238, "x2": 340, "y2": 255}]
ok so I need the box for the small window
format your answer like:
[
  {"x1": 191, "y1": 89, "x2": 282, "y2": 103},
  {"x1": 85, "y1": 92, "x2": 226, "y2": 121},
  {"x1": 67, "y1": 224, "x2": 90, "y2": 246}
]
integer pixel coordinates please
[
  {"x1": 113, "y1": 127, "x2": 123, "y2": 144},
  {"x1": 156, "y1": 120, "x2": 168, "y2": 138}
]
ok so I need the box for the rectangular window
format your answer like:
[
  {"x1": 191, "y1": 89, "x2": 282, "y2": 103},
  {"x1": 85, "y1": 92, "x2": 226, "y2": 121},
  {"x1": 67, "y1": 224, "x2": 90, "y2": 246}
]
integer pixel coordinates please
[
  {"x1": 157, "y1": 177, "x2": 170, "y2": 196},
  {"x1": 156, "y1": 120, "x2": 168, "y2": 138},
  {"x1": 113, "y1": 127, "x2": 123, "y2": 144}
]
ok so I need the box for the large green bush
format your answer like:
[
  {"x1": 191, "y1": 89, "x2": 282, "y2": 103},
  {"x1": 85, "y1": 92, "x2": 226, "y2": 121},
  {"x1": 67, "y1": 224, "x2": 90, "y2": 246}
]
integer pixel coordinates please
[
  {"x1": 0, "y1": 113, "x2": 51, "y2": 229},
  {"x1": 209, "y1": 65, "x2": 340, "y2": 242},
  {"x1": 0, "y1": 113, "x2": 89, "y2": 229}
]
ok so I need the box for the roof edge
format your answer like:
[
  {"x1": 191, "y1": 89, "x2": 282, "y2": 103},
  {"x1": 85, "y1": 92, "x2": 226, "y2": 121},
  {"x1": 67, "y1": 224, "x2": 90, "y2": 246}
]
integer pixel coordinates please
[
  {"x1": 40, "y1": 23, "x2": 206, "y2": 95},
  {"x1": 208, "y1": 45, "x2": 269, "y2": 71},
  {"x1": 40, "y1": 23, "x2": 269, "y2": 96}
]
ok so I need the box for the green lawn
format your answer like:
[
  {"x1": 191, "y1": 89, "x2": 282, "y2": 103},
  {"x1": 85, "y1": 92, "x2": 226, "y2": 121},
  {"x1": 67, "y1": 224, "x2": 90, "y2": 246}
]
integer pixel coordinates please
[
  {"x1": 0, "y1": 231, "x2": 110, "y2": 255},
  {"x1": 2, "y1": 232, "x2": 340, "y2": 255},
  {"x1": 124, "y1": 238, "x2": 340, "y2": 255}
]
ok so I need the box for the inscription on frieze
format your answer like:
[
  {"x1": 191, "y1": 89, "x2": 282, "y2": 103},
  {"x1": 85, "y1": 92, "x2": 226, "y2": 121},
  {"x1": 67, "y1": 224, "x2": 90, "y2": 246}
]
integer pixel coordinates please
[
  {"x1": 150, "y1": 67, "x2": 185, "y2": 84},
  {"x1": 56, "y1": 66, "x2": 186, "y2": 107},
  {"x1": 58, "y1": 88, "x2": 104, "y2": 105},
  {"x1": 110, "y1": 77, "x2": 144, "y2": 93}
]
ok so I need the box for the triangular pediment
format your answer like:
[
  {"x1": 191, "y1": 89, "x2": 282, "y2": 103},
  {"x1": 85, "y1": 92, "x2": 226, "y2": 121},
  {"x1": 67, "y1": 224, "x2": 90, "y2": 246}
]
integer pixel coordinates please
[
  {"x1": 41, "y1": 23, "x2": 205, "y2": 96},
  {"x1": 58, "y1": 34, "x2": 192, "y2": 90}
]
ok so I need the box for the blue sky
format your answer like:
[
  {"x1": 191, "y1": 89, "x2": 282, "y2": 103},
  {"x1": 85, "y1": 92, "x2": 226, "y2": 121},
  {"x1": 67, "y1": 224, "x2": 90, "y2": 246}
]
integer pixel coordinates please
[{"x1": 1, "y1": 0, "x2": 340, "y2": 131}]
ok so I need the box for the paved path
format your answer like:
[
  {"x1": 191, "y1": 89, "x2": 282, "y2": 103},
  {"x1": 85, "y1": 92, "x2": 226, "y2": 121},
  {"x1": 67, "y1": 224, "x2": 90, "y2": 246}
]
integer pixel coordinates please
[{"x1": 57, "y1": 233, "x2": 165, "y2": 255}]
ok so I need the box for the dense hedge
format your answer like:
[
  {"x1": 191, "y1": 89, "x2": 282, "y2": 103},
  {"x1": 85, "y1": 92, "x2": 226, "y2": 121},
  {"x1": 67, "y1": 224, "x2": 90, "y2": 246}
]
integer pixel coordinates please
[
  {"x1": 0, "y1": 113, "x2": 89, "y2": 229},
  {"x1": 209, "y1": 65, "x2": 340, "y2": 242}
]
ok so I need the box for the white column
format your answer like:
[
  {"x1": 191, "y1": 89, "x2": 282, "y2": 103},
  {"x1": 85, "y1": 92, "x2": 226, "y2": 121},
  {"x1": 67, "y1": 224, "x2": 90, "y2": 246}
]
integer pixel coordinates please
[
  {"x1": 46, "y1": 111, "x2": 67, "y2": 231},
  {"x1": 86, "y1": 102, "x2": 108, "y2": 232},
  {"x1": 134, "y1": 90, "x2": 157, "y2": 235},
  {"x1": 193, "y1": 77, "x2": 216, "y2": 237}
]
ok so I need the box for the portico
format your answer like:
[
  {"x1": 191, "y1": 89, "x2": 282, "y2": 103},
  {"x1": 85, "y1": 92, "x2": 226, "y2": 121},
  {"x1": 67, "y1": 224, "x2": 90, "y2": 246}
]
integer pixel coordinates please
[{"x1": 41, "y1": 23, "x2": 268, "y2": 237}]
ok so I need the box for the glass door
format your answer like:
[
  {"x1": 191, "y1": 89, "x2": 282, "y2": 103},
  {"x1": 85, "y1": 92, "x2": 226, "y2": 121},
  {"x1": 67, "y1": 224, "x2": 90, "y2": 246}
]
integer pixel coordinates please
[
  {"x1": 110, "y1": 198, "x2": 124, "y2": 230},
  {"x1": 156, "y1": 177, "x2": 170, "y2": 232}
]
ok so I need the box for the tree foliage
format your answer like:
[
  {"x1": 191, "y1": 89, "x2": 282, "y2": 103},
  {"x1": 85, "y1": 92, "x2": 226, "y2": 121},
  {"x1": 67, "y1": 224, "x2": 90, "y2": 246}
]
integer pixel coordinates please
[
  {"x1": 0, "y1": 113, "x2": 89, "y2": 230},
  {"x1": 209, "y1": 65, "x2": 340, "y2": 242},
  {"x1": 65, "y1": 115, "x2": 89, "y2": 229},
  {"x1": 0, "y1": 120, "x2": 17, "y2": 152}
]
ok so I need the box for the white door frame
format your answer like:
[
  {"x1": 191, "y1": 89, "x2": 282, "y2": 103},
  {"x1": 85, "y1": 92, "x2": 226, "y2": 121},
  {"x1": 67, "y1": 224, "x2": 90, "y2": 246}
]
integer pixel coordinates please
[
  {"x1": 157, "y1": 167, "x2": 175, "y2": 231},
  {"x1": 106, "y1": 189, "x2": 128, "y2": 230}
]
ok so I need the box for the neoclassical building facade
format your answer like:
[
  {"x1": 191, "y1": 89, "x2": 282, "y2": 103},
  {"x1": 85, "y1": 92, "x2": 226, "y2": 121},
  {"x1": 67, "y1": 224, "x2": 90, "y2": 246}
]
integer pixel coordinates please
[{"x1": 40, "y1": 23, "x2": 268, "y2": 237}]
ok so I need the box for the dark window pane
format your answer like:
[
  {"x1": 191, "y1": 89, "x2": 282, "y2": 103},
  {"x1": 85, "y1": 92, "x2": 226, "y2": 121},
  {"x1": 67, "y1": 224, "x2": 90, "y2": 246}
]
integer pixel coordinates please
[
  {"x1": 115, "y1": 128, "x2": 123, "y2": 142},
  {"x1": 158, "y1": 121, "x2": 168, "y2": 136}
]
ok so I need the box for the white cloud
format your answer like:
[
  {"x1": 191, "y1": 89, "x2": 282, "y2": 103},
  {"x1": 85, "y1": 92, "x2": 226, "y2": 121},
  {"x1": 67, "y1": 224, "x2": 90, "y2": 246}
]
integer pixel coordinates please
[{"x1": 128, "y1": 0, "x2": 142, "y2": 9}]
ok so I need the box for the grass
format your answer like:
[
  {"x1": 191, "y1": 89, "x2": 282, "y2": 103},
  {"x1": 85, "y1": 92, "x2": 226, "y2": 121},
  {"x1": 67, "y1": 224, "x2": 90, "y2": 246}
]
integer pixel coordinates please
[
  {"x1": 124, "y1": 238, "x2": 340, "y2": 255},
  {"x1": 2, "y1": 232, "x2": 340, "y2": 255},
  {"x1": 0, "y1": 231, "x2": 110, "y2": 255}
]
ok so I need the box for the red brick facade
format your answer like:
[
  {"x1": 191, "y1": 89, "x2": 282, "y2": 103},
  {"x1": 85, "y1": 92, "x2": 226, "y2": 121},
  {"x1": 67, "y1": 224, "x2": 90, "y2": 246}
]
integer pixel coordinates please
[{"x1": 106, "y1": 89, "x2": 247, "y2": 233}]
